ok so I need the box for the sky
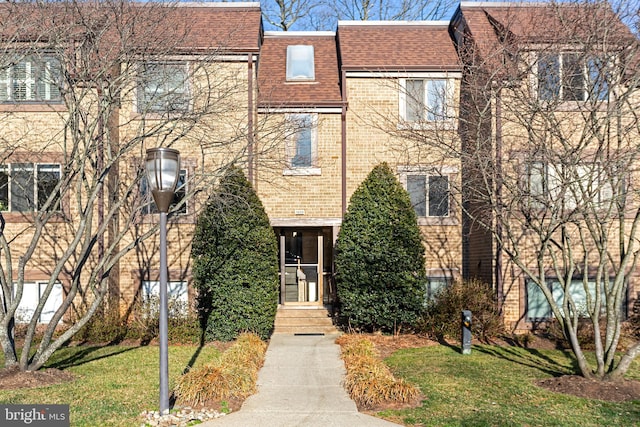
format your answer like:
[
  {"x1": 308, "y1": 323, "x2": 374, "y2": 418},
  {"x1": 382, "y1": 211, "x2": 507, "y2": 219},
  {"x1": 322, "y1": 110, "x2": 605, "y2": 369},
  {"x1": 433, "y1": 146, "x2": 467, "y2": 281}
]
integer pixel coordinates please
[{"x1": 181, "y1": 0, "x2": 638, "y2": 32}]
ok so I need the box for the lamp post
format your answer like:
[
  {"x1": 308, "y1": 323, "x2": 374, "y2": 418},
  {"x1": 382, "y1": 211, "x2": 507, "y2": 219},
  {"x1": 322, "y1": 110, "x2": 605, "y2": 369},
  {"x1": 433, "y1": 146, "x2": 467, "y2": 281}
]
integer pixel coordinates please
[{"x1": 145, "y1": 147, "x2": 180, "y2": 415}]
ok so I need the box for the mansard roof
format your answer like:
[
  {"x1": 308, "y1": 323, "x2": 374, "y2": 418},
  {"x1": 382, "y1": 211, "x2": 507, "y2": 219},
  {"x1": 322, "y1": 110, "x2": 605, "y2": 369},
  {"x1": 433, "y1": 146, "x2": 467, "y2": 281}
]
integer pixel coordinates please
[
  {"x1": 337, "y1": 21, "x2": 461, "y2": 72},
  {"x1": 257, "y1": 32, "x2": 342, "y2": 109},
  {"x1": 454, "y1": 2, "x2": 636, "y2": 61},
  {"x1": 0, "y1": 1, "x2": 262, "y2": 54}
]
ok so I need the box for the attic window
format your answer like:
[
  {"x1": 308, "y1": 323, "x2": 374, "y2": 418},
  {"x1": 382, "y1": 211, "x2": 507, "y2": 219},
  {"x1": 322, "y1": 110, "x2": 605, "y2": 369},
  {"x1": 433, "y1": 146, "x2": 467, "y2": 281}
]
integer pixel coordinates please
[{"x1": 286, "y1": 45, "x2": 314, "y2": 81}]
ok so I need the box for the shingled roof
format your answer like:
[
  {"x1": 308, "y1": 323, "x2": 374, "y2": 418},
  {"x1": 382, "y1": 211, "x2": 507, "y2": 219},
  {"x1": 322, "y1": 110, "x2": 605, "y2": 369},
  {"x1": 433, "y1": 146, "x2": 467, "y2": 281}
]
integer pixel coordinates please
[
  {"x1": 0, "y1": 1, "x2": 262, "y2": 54},
  {"x1": 257, "y1": 32, "x2": 342, "y2": 108},
  {"x1": 337, "y1": 21, "x2": 461, "y2": 72},
  {"x1": 454, "y1": 1, "x2": 636, "y2": 66}
]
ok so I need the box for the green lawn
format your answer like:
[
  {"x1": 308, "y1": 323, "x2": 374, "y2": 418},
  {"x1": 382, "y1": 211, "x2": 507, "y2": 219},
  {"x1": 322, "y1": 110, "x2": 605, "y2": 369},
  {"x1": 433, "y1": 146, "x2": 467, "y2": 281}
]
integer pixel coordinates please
[
  {"x1": 380, "y1": 344, "x2": 640, "y2": 427},
  {"x1": 0, "y1": 344, "x2": 220, "y2": 426},
  {"x1": 2, "y1": 342, "x2": 639, "y2": 426}
]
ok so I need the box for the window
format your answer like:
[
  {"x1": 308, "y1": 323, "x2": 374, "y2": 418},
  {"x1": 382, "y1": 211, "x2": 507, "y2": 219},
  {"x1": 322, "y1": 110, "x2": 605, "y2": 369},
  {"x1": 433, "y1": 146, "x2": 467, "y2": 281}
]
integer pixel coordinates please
[
  {"x1": 13, "y1": 282, "x2": 63, "y2": 324},
  {"x1": 400, "y1": 79, "x2": 452, "y2": 122},
  {"x1": 286, "y1": 114, "x2": 317, "y2": 170},
  {"x1": 406, "y1": 174, "x2": 450, "y2": 217},
  {"x1": 426, "y1": 276, "x2": 452, "y2": 302},
  {"x1": 137, "y1": 63, "x2": 189, "y2": 113},
  {"x1": 142, "y1": 280, "x2": 188, "y2": 302},
  {"x1": 0, "y1": 56, "x2": 62, "y2": 102},
  {"x1": 142, "y1": 280, "x2": 188, "y2": 316},
  {"x1": 536, "y1": 53, "x2": 609, "y2": 102},
  {"x1": 0, "y1": 163, "x2": 61, "y2": 212},
  {"x1": 525, "y1": 161, "x2": 613, "y2": 209},
  {"x1": 526, "y1": 278, "x2": 612, "y2": 321},
  {"x1": 286, "y1": 45, "x2": 314, "y2": 81},
  {"x1": 140, "y1": 168, "x2": 187, "y2": 215}
]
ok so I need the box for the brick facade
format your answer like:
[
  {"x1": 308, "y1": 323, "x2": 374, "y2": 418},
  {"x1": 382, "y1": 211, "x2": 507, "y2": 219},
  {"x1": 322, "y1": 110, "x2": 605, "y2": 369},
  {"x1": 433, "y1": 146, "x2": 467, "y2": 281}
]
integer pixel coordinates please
[{"x1": 1, "y1": 2, "x2": 636, "y2": 333}]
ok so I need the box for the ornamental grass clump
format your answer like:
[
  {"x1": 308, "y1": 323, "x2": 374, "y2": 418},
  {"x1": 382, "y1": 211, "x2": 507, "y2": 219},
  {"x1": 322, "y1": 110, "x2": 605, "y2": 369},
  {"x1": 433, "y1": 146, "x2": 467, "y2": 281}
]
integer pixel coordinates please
[
  {"x1": 337, "y1": 335, "x2": 420, "y2": 409},
  {"x1": 174, "y1": 332, "x2": 267, "y2": 406}
]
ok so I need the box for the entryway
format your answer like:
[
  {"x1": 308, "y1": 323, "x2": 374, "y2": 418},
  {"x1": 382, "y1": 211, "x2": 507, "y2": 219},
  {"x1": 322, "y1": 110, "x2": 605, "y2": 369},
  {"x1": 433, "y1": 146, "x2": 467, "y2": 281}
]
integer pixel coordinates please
[{"x1": 276, "y1": 227, "x2": 335, "y2": 306}]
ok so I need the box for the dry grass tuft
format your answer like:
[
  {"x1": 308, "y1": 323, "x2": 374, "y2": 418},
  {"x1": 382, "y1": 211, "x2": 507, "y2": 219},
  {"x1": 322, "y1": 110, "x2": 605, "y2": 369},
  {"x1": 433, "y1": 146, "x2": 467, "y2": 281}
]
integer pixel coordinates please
[
  {"x1": 338, "y1": 335, "x2": 421, "y2": 409},
  {"x1": 174, "y1": 332, "x2": 267, "y2": 406}
]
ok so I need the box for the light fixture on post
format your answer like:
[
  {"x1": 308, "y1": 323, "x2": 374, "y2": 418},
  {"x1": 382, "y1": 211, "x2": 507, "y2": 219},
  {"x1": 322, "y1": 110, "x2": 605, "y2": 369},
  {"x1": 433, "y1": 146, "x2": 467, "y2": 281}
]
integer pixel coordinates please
[{"x1": 144, "y1": 147, "x2": 180, "y2": 415}]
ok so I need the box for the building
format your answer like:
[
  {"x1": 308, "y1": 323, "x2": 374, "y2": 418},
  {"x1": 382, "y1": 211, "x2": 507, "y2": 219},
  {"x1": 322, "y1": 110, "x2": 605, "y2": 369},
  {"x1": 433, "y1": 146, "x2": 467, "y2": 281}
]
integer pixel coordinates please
[
  {"x1": 1, "y1": 1, "x2": 637, "y2": 334},
  {"x1": 452, "y1": 1, "x2": 639, "y2": 329}
]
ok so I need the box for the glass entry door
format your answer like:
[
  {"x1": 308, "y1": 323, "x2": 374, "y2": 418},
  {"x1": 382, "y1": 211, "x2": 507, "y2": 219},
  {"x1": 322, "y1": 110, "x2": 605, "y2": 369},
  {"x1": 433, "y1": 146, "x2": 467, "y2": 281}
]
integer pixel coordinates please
[{"x1": 279, "y1": 229, "x2": 323, "y2": 305}]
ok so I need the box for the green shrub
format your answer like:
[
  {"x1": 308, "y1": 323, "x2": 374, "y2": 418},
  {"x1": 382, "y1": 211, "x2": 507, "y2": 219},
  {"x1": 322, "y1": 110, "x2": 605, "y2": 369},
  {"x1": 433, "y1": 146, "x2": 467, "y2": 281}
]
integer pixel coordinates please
[
  {"x1": 192, "y1": 166, "x2": 279, "y2": 342},
  {"x1": 75, "y1": 307, "x2": 128, "y2": 344},
  {"x1": 75, "y1": 297, "x2": 202, "y2": 345},
  {"x1": 419, "y1": 279, "x2": 503, "y2": 342},
  {"x1": 335, "y1": 163, "x2": 426, "y2": 334}
]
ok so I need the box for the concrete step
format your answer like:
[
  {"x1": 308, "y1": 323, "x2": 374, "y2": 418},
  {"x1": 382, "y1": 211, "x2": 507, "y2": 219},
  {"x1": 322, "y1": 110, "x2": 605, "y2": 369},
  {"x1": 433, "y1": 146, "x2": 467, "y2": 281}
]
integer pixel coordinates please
[
  {"x1": 276, "y1": 308, "x2": 334, "y2": 318},
  {"x1": 276, "y1": 316, "x2": 335, "y2": 326},
  {"x1": 273, "y1": 325, "x2": 340, "y2": 335},
  {"x1": 273, "y1": 306, "x2": 339, "y2": 335}
]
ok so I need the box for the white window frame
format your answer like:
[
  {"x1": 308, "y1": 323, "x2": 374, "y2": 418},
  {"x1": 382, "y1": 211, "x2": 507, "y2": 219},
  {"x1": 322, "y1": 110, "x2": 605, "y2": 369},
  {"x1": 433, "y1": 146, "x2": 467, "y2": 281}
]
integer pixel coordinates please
[
  {"x1": 13, "y1": 282, "x2": 63, "y2": 324},
  {"x1": 399, "y1": 166, "x2": 457, "y2": 225},
  {"x1": 526, "y1": 278, "x2": 614, "y2": 321},
  {"x1": 141, "y1": 280, "x2": 189, "y2": 316},
  {"x1": 399, "y1": 78, "x2": 455, "y2": 125},
  {"x1": 140, "y1": 168, "x2": 188, "y2": 215},
  {"x1": 525, "y1": 161, "x2": 613, "y2": 210},
  {"x1": 0, "y1": 162, "x2": 62, "y2": 212},
  {"x1": 137, "y1": 62, "x2": 190, "y2": 114},
  {"x1": 533, "y1": 52, "x2": 611, "y2": 102},
  {"x1": 286, "y1": 45, "x2": 315, "y2": 81},
  {"x1": 0, "y1": 56, "x2": 62, "y2": 102},
  {"x1": 425, "y1": 275, "x2": 453, "y2": 303},
  {"x1": 284, "y1": 113, "x2": 320, "y2": 175},
  {"x1": 142, "y1": 280, "x2": 188, "y2": 303}
]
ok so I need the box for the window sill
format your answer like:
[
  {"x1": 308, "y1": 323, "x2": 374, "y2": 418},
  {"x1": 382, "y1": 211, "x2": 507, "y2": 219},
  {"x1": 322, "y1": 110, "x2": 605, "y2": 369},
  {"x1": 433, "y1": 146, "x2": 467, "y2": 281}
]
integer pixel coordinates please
[
  {"x1": 397, "y1": 120, "x2": 456, "y2": 131},
  {"x1": 130, "y1": 110, "x2": 191, "y2": 120},
  {"x1": 0, "y1": 211, "x2": 67, "y2": 223},
  {"x1": 0, "y1": 103, "x2": 67, "y2": 112},
  {"x1": 283, "y1": 167, "x2": 321, "y2": 176},
  {"x1": 137, "y1": 212, "x2": 195, "y2": 225},
  {"x1": 417, "y1": 216, "x2": 458, "y2": 226},
  {"x1": 535, "y1": 100, "x2": 609, "y2": 112}
]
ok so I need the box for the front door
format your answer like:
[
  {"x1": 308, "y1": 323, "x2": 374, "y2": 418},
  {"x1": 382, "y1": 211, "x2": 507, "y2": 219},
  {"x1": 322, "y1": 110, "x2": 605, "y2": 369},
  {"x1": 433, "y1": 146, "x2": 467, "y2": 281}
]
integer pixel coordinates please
[{"x1": 278, "y1": 228, "x2": 331, "y2": 306}]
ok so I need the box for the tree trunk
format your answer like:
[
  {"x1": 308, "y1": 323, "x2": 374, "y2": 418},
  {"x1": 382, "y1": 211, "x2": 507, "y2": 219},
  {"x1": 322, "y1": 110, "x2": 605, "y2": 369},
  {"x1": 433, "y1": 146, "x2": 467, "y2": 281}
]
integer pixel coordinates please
[
  {"x1": 607, "y1": 342, "x2": 640, "y2": 380},
  {"x1": 0, "y1": 320, "x2": 17, "y2": 368}
]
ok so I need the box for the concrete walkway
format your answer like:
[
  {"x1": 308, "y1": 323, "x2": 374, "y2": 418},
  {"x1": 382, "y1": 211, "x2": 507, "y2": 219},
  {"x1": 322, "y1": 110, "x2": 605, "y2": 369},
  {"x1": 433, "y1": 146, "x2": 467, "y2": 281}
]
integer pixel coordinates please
[{"x1": 200, "y1": 334, "x2": 403, "y2": 427}]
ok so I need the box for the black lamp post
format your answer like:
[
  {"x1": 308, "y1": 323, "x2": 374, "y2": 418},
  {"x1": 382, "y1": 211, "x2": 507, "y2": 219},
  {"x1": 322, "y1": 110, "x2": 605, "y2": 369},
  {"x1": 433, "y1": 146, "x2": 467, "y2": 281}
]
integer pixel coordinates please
[{"x1": 144, "y1": 147, "x2": 180, "y2": 415}]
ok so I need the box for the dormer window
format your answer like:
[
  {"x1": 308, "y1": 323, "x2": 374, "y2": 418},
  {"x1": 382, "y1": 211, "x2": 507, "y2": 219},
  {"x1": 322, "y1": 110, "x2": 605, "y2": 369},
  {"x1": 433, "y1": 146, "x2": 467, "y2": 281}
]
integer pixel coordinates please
[
  {"x1": 286, "y1": 45, "x2": 314, "y2": 81},
  {"x1": 536, "y1": 52, "x2": 610, "y2": 102}
]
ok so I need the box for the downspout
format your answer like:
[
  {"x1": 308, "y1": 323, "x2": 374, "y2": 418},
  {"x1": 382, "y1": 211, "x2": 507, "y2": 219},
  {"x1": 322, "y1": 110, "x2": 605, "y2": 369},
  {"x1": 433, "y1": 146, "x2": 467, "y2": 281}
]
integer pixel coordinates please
[
  {"x1": 248, "y1": 53, "x2": 255, "y2": 185},
  {"x1": 341, "y1": 69, "x2": 347, "y2": 215},
  {"x1": 494, "y1": 83, "x2": 504, "y2": 315}
]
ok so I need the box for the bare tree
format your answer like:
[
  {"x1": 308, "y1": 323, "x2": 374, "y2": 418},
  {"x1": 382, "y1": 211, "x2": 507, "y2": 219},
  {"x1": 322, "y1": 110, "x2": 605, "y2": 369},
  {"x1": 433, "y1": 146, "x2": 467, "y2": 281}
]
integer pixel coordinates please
[
  {"x1": 260, "y1": 0, "x2": 458, "y2": 30},
  {"x1": 0, "y1": 0, "x2": 270, "y2": 371},
  {"x1": 382, "y1": 1, "x2": 640, "y2": 380},
  {"x1": 262, "y1": 0, "x2": 320, "y2": 31},
  {"x1": 318, "y1": 0, "x2": 457, "y2": 22}
]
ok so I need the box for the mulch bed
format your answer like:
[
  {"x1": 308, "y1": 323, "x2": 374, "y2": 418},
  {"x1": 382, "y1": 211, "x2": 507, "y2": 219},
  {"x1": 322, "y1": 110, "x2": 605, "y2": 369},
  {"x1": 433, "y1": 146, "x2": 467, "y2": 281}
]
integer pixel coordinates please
[
  {"x1": 0, "y1": 364, "x2": 76, "y2": 390},
  {"x1": 1, "y1": 335, "x2": 639, "y2": 404}
]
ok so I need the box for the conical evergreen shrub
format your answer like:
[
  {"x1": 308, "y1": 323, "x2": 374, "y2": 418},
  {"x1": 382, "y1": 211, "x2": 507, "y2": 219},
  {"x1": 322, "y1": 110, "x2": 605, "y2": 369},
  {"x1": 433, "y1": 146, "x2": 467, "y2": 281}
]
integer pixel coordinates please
[
  {"x1": 335, "y1": 163, "x2": 426, "y2": 333},
  {"x1": 192, "y1": 166, "x2": 279, "y2": 341}
]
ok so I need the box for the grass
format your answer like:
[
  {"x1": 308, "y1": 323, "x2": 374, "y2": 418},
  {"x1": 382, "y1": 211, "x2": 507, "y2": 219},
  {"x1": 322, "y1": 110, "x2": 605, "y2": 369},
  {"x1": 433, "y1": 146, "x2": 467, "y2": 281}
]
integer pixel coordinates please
[
  {"x1": 2, "y1": 340, "x2": 639, "y2": 426},
  {"x1": 0, "y1": 344, "x2": 221, "y2": 426},
  {"x1": 379, "y1": 344, "x2": 640, "y2": 427}
]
